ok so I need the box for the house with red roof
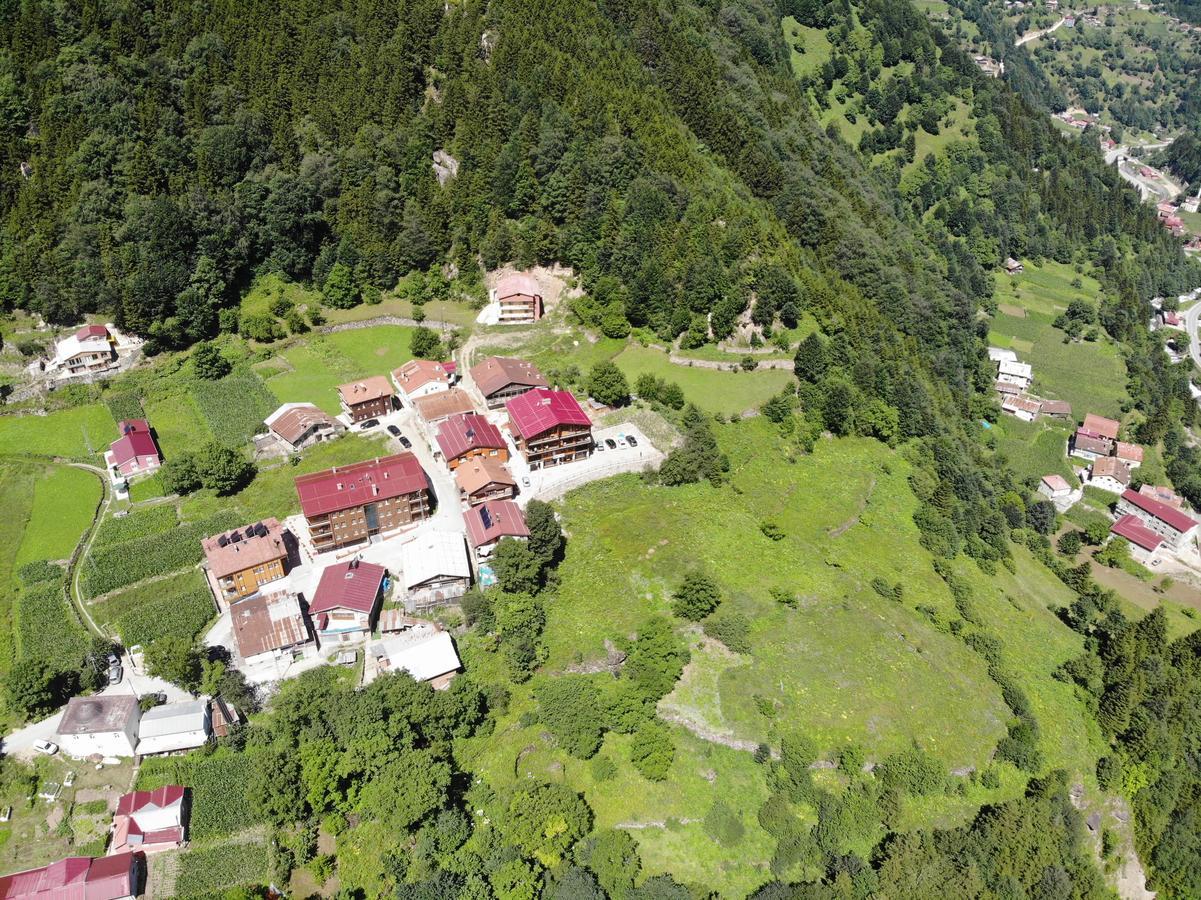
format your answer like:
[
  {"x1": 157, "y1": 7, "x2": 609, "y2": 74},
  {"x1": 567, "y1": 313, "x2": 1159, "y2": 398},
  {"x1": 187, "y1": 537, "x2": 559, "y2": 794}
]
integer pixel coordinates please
[
  {"x1": 493, "y1": 272, "x2": 543, "y2": 324},
  {"x1": 295, "y1": 454, "x2": 430, "y2": 553},
  {"x1": 391, "y1": 359, "x2": 452, "y2": 403},
  {"x1": 1110, "y1": 515, "x2": 1165, "y2": 564},
  {"x1": 454, "y1": 458, "x2": 517, "y2": 507},
  {"x1": 1087, "y1": 457, "x2": 1131, "y2": 494},
  {"x1": 464, "y1": 500, "x2": 530, "y2": 558},
  {"x1": 0, "y1": 853, "x2": 140, "y2": 900},
  {"x1": 1116, "y1": 488, "x2": 1199, "y2": 551},
  {"x1": 1079, "y1": 413, "x2": 1120, "y2": 442},
  {"x1": 1114, "y1": 442, "x2": 1143, "y2": 469},
  {"x1": 336, "y1": 376, "x2": 395, "y2": 423},
  {"x1": 309, "y1": 559, "x2": 387, "y2": 641},
  {"x1": 110, "y1": 786, "x2": 187, "y2": 855},
  {"x1": 264, "y1": 403, "x2": 344, "y2": 452},
  {"x1": 469, "y1": 357, "x2": 549, "y2": 409},
  {"x1": 1038, "y1": 474, "x2": 1072, "y2": 501},
  {"x1": 50, "y1": 324, "x2": 117, "y2": 377},
  {"x1": 435, "y1": 413, "x2": 509, "y2": 469},
  {"x1": 105, "y1": 419, "x2": 161, "y2": 480},
  {"x1": 506, "y1": 388, "x2": 593, "y2": 469}
]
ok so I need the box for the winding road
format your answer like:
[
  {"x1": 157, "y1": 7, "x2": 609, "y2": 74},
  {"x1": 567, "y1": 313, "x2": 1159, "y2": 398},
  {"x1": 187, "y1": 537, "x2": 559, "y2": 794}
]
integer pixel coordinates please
[{"x1": 1016, "y1": 16, "x2": 1067, "y2": 46}]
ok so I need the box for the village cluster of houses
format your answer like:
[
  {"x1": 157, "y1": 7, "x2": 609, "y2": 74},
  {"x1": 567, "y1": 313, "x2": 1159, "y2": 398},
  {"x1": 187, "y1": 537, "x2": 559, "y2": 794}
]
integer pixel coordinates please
[
  {"x1": 1157, "y1": 200, "x2": 1188, "y2": 237},
  {"x1": 1036, "y1": 411, "x2": 1201, "y2": 568},
  {"x1": 0, "y1": 782, "x2": 196, "y2": 899},
  {"x1": 199, "y1": 352, "x2": 599, "y2": 692},
  {"x1": 989, "y1": 347, "x2": 1073, "y2": 423}
]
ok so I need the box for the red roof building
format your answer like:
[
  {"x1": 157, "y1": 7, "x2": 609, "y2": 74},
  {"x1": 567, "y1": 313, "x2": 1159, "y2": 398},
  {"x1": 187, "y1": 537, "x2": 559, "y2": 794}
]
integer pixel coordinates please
[
  {"x1": 506, "y1": 389, "x2": 593, "y2": 469},
  {"x1": 295, "y1": 455, "x2": 431, "y2": 552},
  {"x1": 309, "y1": 560, "x2": 386, "y2": 639},
  {"x1": 111, "y1": 787, "x2": 187, "y2": 855},
  {"x1": 391, "y1": 359, "x2": 451, "y2": 401},
  {"x1": 463, "y1": 500, "x2": 529, "y2": 556},
  {"x1": 74, "y1": 324, "x2": 110, "y2": 341},
  {"x1": 1110, "y1": 514, "x2": 1165, "y2": 560},
  {"x1": 106, "y1": 419, "x2": 161, "y2": 479},
  {"x1": 0, "y1": 853, "x2": 140, "y2": 900},
  {"x1": 336, "y1": 376, "x2": 395, "y2": 423},
  {"x1": 469, "y1": 357, "x2": 549, "y2": 409},
  {"x1": 1117, "y1": 488, "x2": 1199, "y2": 550},
  {"x1": 1080, "y1": 413, "x2": 1120, "y2": 441},
  {"x1": 435, "y1": 413, "x2": 508, "y2": 469}
]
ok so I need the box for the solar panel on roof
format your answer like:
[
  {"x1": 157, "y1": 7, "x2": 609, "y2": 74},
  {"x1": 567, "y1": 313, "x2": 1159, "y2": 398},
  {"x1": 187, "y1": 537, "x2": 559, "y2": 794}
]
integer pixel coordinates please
[{"x1": 480, "y1": 506, "x2": 494, "y2": 529}]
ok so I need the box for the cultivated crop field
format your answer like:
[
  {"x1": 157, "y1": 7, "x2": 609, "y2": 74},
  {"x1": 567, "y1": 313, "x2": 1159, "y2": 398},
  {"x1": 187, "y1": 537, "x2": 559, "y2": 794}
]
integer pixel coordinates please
[
  {"x1": 137, "y1": 749, "x2": 264, "y2": 841},
  {"x1": 991, "y1": 417, "x2": 1077, "y2": 487}
]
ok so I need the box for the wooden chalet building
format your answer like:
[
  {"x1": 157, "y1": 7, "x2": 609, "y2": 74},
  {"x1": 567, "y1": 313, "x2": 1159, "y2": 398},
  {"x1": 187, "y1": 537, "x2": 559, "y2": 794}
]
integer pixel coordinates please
[
  {"x1": 337, "y1": 376, "x2": 395, "y2": 423},
  {"x1": 201, "y1": 518, "x2": 291, "y2": 602},
  {"x1": 505, "y1": 388, "x2": 592, "y2": 469},
  {"x1": 295, "y1": 454, "x2": 431, "y2": 553},
  {"x1": 435, "y1": 413, "x2": 508, "y2": 469},
  {"x1": 469, "y1": 356, "x2": 548, "y2": 409},
  {"x1": 264, "y1": 403, "x2": 343, "y2": 452},
  {"x1": 454, "y1": 457, "x2": 517, "y2": 506}
]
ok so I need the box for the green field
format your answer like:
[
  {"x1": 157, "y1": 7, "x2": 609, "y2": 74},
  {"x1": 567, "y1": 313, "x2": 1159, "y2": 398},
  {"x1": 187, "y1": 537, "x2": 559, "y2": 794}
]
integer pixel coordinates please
[
  {"x1": 614, "y1": 345, "x2": 795, "y2": 416},
  {"x1": 142, "y1": 392, "x2": 214, "y2": 460},
  {"x1": 0, "y1": 405, "x2": 115, "y2": 460},
  {"x1": 991, "y1": 417, "x2": 1077, "y2": 487},
  {"x1": 989, "y1": 261, "x2": 1128, "y2": 417},
  {"x1": 783, "y1": 18, "x2": 834, "y2": 78},
  {"x1": 15, "y1": 466, "x2": 101, "y2": 566},
  {"x1": 458, "y1": 419, "x2": 1106, "y2": 892},
  {"x1": 0, "y1": 463, "x2": 38, "y2": 690}
]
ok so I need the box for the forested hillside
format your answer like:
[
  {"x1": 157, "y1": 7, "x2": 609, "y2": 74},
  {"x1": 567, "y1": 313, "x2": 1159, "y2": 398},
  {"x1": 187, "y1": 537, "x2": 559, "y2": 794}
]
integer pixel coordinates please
[{"x1": 3, "y1": 0, "x2": 1201, "y2": 895}]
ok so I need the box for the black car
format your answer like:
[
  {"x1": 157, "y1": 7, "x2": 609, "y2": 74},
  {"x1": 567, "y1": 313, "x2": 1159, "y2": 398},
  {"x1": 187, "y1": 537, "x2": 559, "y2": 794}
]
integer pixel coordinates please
[
  {"x1": 387, "y1": 425, "x2": 401, "y2": 437},
  {"x1": 399, "y1": 436, "x2": 412, "y2": 449},
  {"x1": 626, "y1": 435, "x2": 638, "y2": 447},
  {"x1": 359, "y1": 418, "x2": 380, "y2": 430},
  {"x1": 605, "y1": 438, "x2": 617, "y2": 449}
]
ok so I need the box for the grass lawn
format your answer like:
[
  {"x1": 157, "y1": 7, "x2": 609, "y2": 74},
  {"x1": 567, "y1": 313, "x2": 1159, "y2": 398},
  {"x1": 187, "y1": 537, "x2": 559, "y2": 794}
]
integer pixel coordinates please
[
  {"x1": 548, "y1": 423, "x2": 1009, "y2": 769},
  {"x1": 989, "y1": 261, "x2": 1128, "y2": 417},
  {"x1": 143, "y1": 392, "x2": 214, "y2": 460},
  {"x1": 180, "y1": 433, "x2": 391, "y2": 523},
  {"x1": 15, "y1": 466, "x2": 101, "y2": 566},
  {"x1": 991, "y1": 417, "x2": 1076, "y2": 487},
  {"x1": 324, "y1": 325, "x2": 417, "y2": 374},
  {"x1": 614, "y1": 345, "x2": 794, "y2": 417},
  {"x1": 0, "y1": 404, "x2": 115, "y2": 460},
  {"x1": 128, "y1": 473, "x2": 166, "y2": 502},
  {"x1": 239, "y1": 272, "x2": 322, "y2": 319},
  {"x1": 782, "y1": 18, "x2": 834, "y2": 78}
]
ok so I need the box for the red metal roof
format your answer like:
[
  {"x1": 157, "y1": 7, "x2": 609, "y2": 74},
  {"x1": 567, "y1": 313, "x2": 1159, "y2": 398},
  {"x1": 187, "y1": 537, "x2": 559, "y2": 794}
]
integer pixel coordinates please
[
  {"x1": 309, "y1": 561, "x2": 386, "y2": 615},
  {"x1": 0, "y1": 853, "x2": 137, "y2": 900},
  {"x1": 115, "y1": 785, "x2": 184, "y2": 816},
  {"x1": 1120, "y1": 489, "x2": 1198, "y2": 534},
  {"x1": 506, "y1": 389, "x2": 590, "y2": 440},
  {"x1": 1110, "y1": 515, "x2": 1164, "y2": 553},
  {"x1": 295, "y1": 454, "x2": 428, "y2": 518},
  {"x1": 463, "y1": 500, "x2": 529, "y2": 548},
  {"x1": 435, "y1": 414, "x2": 506, "y2": 461},
  {"x1": 74, "y1": 324, "x2": 109, "y2": 341},
  {"x1": 108, "y1": 420, "x2": 159, "y2": 467}
]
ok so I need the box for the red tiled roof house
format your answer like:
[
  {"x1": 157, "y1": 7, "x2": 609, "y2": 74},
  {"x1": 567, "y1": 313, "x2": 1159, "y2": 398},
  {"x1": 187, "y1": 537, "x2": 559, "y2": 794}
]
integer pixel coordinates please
[
  {"x1": 506, "y1": 388, "x2": 593, "y2": 470},
  {"x1": 391, "y1": 359, "x2": 451, "y2": 403},
  {"x1": 110, "y1": 786, "x2": 187, "y2": 855},
  {"x1": 309, "y1": 559, "x2": 386, "y2": 641},
  {"x1": 1116, "y1": 489, "x2": 1199, "y2": 552},
  {"x1": 0, "y1": 853, "x2": 141, "y2": 900},
  {"x1": 493, "y1": 272, "x2": 544, "y2": 324},
  {"x1": 469, "y1": 357, "x2": 549, "y2": 410},
  {"x1": 464, "y1": 500, "x2": 530, "y2": 558},
  {"x1": 435, "y1": 413, "x2": 509, "y2": 469},
  {"x1": 105, "y1": 420, "x2": 161, "y2": 479},
  {"x1": 295, "y1": 454, "x2": 431, "y2": 553},
  {"x1": 336, "y1": 376, "x2": 395, "y2": 423}
]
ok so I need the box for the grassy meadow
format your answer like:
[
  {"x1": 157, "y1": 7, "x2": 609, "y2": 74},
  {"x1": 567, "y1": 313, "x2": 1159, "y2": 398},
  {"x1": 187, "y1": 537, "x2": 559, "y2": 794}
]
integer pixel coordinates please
[
  {"x1": 458, "y1": 418, "x2": 1107, "y2": 893},
  {"x1": 14, "y1": 466, "x2": 101, "y2": 567},
  {"x1": 989, "y1": 261, "x2": 1127, "y2": 417}
]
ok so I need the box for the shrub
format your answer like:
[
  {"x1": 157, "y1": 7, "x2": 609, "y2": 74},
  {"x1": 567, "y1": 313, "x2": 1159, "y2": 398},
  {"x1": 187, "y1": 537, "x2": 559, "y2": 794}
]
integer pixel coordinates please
[
  {"x1": 702, "y1": 612, "x2": 751, "y2": 653},
  {"x1": 17, "y1": 560, "x2": 64, "y2": 584},
  {"x1": 586, "y1": 361, "x2": 630, "y2": 407},
  {"x1": 630, "y1": 720, "x2": 674, "y2": 781},
  {"x1": 876, "y1": 745, "x2": 947, "y2": 795},
  {"x1": 536, "y1": 676, "x2": 606, "y2": 758},
  {"x1": 703, "y1": 801, "x2": 745, "y2": 846},
  {"x1": 672, "y1": 570, "x2": 722, "y2": 621}
]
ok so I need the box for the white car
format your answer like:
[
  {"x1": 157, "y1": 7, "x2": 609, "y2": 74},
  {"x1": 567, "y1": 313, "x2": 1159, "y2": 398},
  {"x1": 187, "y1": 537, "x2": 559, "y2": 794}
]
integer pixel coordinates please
[{"x1": 32, "y1": 740, "x2": 58, "y2": 756}]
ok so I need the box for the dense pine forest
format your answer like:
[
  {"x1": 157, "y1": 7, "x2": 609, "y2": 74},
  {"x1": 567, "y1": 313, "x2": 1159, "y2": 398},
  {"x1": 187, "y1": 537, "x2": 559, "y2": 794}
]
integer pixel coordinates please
[{"x1": 3, "y1": 0, "x2": 1201, "y2": 895}]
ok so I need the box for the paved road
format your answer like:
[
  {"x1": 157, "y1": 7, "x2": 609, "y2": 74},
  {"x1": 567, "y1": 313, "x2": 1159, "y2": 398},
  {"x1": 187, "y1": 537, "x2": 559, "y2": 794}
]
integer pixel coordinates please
[
  {"x1": 0, "y1": 673, "x2": 191, "y2": 760},
  {"x1": 1184, "y1": 298, "x2": 1201, "y2": 368}
]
